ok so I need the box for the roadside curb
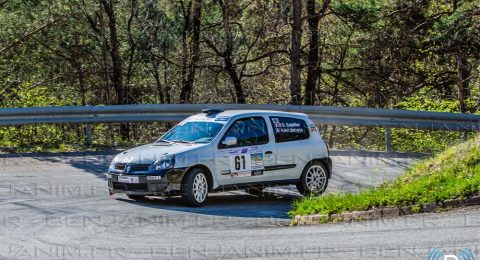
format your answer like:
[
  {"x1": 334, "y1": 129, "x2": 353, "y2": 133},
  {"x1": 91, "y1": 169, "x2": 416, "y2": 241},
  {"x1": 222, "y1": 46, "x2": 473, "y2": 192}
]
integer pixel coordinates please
[
  {"x1": 329, "y1": 150, "x2": 430, "y2": 159},
  {"x1": 293, "y1": 192, "x2": 480, "y2": 225}
]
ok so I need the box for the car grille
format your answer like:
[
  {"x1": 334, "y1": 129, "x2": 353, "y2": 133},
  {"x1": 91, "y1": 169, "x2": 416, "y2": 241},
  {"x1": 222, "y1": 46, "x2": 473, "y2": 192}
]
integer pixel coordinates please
[
  {"x1": 131, "y1": 164, "x2": 150, "y2": 171},
  {"x1": 115, "y1": 163, "x2": 126, "y2": 170},
  {"x1": 113, "y1": 183, "x2": 148, "y2": 192},
  {"x1": 114, "y1": 163, "x2": 150, "y2": 172}
]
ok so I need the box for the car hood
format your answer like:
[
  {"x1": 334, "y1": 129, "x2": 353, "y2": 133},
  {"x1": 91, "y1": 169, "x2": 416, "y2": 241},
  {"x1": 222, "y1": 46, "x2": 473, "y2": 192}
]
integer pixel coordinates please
[{"x1": 113, "y1": 143, "x2": 208, "y2": 164}]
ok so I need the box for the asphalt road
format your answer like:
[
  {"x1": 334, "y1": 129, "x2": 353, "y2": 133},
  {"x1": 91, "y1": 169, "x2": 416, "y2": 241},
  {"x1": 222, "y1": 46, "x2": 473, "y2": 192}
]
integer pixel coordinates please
[{"x1": 1, "y1": 151, "x2": 479, "y2": 259}]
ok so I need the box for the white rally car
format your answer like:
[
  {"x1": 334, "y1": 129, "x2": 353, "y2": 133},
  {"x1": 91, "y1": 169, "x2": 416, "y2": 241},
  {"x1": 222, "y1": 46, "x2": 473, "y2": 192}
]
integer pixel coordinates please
[{"x1": 107, "y1": 109, "x2": 332, "y2": 206}]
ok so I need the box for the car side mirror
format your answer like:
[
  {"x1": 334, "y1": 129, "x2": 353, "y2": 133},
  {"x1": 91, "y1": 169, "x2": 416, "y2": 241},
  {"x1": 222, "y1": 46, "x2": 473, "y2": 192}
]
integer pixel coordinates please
[{"x1": 222, "y1": 136, "x2": 237, "y2": 146}]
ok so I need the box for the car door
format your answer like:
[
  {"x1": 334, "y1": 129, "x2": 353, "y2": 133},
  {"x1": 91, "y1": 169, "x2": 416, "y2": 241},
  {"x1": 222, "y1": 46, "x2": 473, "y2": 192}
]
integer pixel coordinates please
[
  {"x1": 269, "y1": 116, "x2": 311, "y2": 181},
  {"x1": 214, "y1": 116, "x2": 277, "y2": 186}
]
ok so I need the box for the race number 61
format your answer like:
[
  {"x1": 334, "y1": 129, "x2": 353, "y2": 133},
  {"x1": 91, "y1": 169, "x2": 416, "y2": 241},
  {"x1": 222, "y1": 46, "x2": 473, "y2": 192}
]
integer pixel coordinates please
[{"x1": 230, "y1": 155, "x2": 251, "y2": 172}]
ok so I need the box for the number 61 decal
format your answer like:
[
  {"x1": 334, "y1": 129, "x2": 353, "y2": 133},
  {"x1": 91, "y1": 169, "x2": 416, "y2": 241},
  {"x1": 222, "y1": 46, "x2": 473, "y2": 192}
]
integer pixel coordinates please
[
  {"x1": 234, "y1": 155, "x2": 246, "y2": 170},
  {"x1": 229, "y1": 153, "x2": 264, "y2": 176},
  {"x1": 230, "y1": 155, "x2": 251, "y2": 172}
]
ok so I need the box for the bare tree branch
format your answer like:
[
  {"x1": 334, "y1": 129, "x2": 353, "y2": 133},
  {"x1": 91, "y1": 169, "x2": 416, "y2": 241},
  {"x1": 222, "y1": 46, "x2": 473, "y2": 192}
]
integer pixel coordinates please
[{"x1": 0, "y1": 18, "x2": 58, "y2": 54}]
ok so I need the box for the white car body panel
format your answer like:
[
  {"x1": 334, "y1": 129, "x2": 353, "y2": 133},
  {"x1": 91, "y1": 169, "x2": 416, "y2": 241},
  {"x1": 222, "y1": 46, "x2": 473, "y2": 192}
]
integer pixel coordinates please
[{"x1": 108, "y1": 110, "x2": 330, "y2": 191}]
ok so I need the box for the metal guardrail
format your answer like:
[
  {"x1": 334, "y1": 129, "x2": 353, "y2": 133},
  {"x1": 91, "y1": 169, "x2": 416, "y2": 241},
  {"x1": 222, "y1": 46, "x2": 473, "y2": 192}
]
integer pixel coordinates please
[{"x1": 1, "y1": 104, "x2": 479, "y2": 131}]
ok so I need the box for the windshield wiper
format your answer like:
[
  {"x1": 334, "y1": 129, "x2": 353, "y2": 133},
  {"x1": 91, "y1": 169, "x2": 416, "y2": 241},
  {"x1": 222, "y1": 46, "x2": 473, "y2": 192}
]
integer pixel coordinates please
[
  {"x1": 156, "y1": 139, "x2": 174, "y2": 144},
  {"x1": 171, "y1": 139, "x2": 195, "y2": 144}
]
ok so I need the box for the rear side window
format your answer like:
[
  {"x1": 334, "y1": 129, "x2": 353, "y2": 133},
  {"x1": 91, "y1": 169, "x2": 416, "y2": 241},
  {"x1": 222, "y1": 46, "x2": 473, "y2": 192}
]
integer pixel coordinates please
[
  {"x1": 269, "y1": 116, "x2": 309, "y2": 143},
  {"x1": 219, "y1": 116, "x2": 269, "y2": 149}
]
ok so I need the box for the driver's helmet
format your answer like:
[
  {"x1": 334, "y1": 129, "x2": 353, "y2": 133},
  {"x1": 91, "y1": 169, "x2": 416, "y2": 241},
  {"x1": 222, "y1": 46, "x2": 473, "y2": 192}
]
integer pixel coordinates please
[{"x1": 230, "y1": 121, "x2": 245, "y2": 136}]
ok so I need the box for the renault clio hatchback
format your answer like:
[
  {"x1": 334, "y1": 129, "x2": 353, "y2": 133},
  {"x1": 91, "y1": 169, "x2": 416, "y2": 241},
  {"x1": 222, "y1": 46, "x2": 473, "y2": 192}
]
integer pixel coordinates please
[{"x1": 107, "y1": 109, "x2": 332, "y2": 206}]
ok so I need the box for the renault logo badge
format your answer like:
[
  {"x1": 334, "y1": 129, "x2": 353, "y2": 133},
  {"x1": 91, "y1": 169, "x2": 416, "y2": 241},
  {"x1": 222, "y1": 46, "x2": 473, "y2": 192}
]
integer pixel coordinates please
[{"x1": 124, "y1": 164, "x2": 131, "y2": 173}]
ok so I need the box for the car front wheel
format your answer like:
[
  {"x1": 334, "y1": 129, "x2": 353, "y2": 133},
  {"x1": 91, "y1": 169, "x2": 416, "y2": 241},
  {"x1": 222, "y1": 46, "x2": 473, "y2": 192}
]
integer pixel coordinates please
[
  {"x1": 296, "y1": 162, "x2": 329, "y2": 196},
  {"x1": 181, "y1": 169, "x2": 209, "y2": 207}
]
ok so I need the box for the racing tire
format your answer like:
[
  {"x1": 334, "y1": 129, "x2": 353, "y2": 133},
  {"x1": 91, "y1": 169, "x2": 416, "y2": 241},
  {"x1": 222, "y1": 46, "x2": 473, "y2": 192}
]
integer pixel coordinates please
[
  {"x1": 296, "y1": 161, "x2": 329, "y2": 196},
  {"x1": 126, "y1": 194, "x2": 146, "y2": 200},
  {"x1": 181, "y1": 168, "x2": 209, "y2": 207}
]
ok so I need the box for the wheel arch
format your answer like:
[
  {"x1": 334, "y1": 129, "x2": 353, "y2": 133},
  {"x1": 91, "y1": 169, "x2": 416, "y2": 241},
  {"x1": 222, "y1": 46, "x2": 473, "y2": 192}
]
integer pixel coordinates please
[
  {"x1": 305, "y1": 157, "x2": 332, "y2": 179},
  {"x1": 182, "y1": 164, "x2": 214, "y2": 190}
]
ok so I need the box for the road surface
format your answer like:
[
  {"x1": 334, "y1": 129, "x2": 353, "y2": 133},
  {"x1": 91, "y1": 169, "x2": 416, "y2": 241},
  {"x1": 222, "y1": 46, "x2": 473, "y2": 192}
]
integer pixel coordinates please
[{"x1": 1, "y1": 151, "x2": 478, "y2": 259}]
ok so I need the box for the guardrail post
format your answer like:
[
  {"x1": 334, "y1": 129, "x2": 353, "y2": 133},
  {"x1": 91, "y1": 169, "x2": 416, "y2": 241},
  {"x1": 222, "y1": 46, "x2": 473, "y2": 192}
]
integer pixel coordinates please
[
  {"x1": 85, "y1": 125, "x2": 93, "y2": 146},
  {"x1": 385, "y1": 127, "x2": 392, "y2": 152}
]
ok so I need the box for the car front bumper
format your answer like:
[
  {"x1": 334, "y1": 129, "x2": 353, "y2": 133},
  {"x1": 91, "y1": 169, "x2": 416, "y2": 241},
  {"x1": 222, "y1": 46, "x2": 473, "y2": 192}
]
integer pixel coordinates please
[{"x1": 107, "y1": 168, "x2": 187, "y2": 196}]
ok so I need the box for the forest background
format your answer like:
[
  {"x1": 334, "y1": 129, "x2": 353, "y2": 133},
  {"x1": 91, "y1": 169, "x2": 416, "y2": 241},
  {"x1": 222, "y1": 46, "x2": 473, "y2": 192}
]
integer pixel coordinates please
[{"x1": 0, "y1": 0, "x2": 479, "y2": 153}]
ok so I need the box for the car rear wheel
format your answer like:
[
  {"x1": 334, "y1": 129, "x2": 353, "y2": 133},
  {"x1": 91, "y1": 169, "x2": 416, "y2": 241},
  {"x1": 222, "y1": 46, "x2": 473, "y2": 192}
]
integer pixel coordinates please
[
  {"x1": 181, "y1": 169, "x2": 209, "y2": 207},
  {"x1": 296, "y1": 162, "x2": 329, "y2": 196}
]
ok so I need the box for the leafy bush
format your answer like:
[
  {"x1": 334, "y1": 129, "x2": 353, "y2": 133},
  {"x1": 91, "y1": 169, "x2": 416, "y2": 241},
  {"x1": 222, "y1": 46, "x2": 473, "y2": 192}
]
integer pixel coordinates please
[
  {"x1": 391, "y1": 89, "x2": 478, "y2": 153},
  {"x1": 290, "y1": 134, "x2": 480, "y2": 218}
]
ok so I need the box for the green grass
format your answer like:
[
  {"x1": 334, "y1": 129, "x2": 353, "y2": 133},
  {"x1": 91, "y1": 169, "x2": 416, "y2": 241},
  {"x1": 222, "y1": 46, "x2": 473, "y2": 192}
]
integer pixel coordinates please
[{"x1": 290, "y1": 134, "x2": 480, "y2": 218}]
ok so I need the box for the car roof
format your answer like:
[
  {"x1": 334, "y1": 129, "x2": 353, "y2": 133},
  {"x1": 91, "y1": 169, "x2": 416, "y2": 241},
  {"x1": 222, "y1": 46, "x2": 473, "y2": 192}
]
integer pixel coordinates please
[
  {"x1": 182, "y1": 110, "x2": 310, "y2": 124},
  {"x1": 191, "y1": 110, "x2": 309, "y2": 120},
  {"x1": 217, "y1": 110, "x2": 307, "y2": 118}
]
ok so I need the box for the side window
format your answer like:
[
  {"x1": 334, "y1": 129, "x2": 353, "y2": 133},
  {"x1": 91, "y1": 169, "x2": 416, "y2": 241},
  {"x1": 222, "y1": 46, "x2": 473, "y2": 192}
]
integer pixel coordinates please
[
  {"x1": 219, "y1": 117, "x2": 269, "y2": 149},
  {"x1": 269, "y1": 116, "x2": 310, "y2": 143}
]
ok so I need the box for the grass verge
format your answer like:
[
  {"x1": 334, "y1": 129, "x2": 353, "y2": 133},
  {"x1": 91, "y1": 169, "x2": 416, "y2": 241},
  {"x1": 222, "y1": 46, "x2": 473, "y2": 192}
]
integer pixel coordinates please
[{"x1": 289, "y1": 134, "x2": 480, "y2": 219}]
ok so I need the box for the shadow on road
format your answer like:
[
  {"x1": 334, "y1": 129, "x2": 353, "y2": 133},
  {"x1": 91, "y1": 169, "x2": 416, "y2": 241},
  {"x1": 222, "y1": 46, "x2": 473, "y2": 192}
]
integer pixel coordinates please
[
  {"x1": 115, "y1": 192, "x2": 296, "y2": 219},
  {"x1": 23, "y1": 151, "x2": 117, "y2": 179}
]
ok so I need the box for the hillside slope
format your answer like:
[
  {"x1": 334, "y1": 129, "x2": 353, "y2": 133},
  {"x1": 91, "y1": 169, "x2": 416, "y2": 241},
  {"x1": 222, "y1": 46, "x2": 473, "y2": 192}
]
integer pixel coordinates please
[{"x1": 290, "y1": 134, "x2": 480, "y2": 218}]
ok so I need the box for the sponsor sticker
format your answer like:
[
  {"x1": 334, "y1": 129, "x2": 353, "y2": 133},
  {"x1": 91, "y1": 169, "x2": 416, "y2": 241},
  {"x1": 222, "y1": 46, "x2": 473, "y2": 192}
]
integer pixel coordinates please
[
  {"x1": 146, "y1": 176, "x2": 162, "y2": 181},
  {"x1": 230, "y1": 171, "x2": 252, "y2": 178},
  {"x1": 228, "y1": 151, "x2": 264, "y2": 178},
  {"x1": 250, "y1": 153, "x2": 264, "y2": 170},
  {"x1": 215, "y1": 116, "x2": 230, "y2": 122},
  {"x1": 270, "y1": 117, "x2": 307, "y2": 134},
  {"x1": 117, "y1": 176, "x2": 139, "y2": 184},
  {"x1": 251, "y1": 170, "x2": 263, "y2": 176},
  {"x1": 222, "y1": 145, "x2": 262, "y2": 156}
]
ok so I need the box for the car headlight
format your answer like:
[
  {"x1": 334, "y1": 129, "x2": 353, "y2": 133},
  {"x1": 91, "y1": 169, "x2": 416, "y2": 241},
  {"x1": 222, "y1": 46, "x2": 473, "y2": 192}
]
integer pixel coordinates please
[
  {"x1": 108, "y1": 158, "x2": 117, "y2": 171},
  {"x1": 153, "y1": 155, "x2": 175, "y2": 170}
]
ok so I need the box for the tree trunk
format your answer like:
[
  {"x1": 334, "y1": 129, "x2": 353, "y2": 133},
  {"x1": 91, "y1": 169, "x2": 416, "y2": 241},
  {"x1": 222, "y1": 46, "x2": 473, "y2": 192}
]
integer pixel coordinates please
[
  {"x1": 180, "y1": 1, "x2": 191, "y2": 103},
  {"x1": 163, "y1": 41, "x2": 171, "y2": 103},
  {"x1": 101, "y1": 0, "x2": 128, "y2": 140},
  {"x1": 151, "y1": 56, "x2": 165, "y2": 104},
  {"x1": 289, "y1": 0, "x2": 302, "y2": 105},
  {"x1": 328, "y1": 125, "x2": 336, "y2": 148},
  {"x1": 331, "y1": 28, "x2": 353, "y2": 105},
  {"x1": 456, "y1": 49, "x2": 471, "y2": 114},
  {"x1": 180, "y1": 0, "x2": 202, "y2": 103},
  {"x1": 125, "y1": 0, "x2": 138, "y2": 101},
  {"x1": 101, "y1": 0, "x2": 124, "y2": 105},
  {"x1": 76, "y1": 59, "x2": 92, "y2": 146},
  {"x1": 304, "y1": 0, "x2": 319, "y2": 105},
  {"x1": 219, "y1": 0, "x2": 245, "y2": 103},
  {"x1": 98, "y1": 1, "x2": 115, "y2": 145},
  {"x1": 180, "y1": 1, "x2": 190, "y2": 103},
  {"x1": 304, "y1": 0, "x2": 330, "y2": 105},
  {"x1": 225, "y1": 57, "x2": 245, "y2": 103}
]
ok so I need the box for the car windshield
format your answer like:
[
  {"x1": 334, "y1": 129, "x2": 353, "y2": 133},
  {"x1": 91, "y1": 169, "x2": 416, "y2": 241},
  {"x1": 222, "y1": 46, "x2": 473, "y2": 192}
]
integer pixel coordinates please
[{"x1": 157, "y1": 121, "x2": 224, "y2": 144}]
